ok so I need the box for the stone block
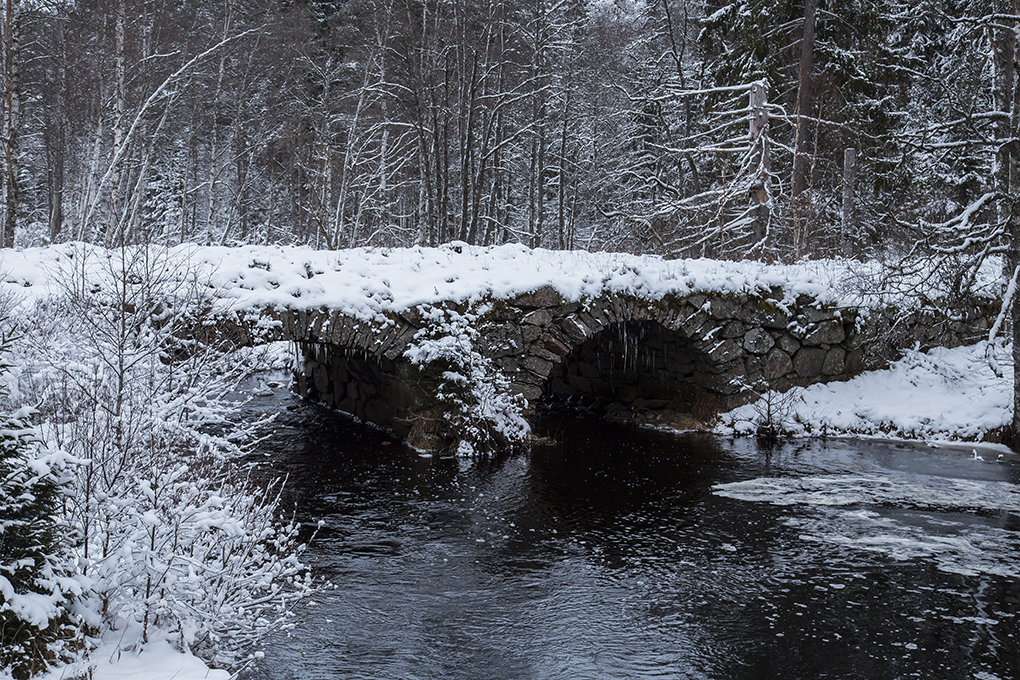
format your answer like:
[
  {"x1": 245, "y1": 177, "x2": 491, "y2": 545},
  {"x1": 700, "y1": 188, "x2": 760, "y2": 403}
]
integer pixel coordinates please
[
  {"x1": 513, "y1": 286, "x2": 563, "y2": 308},
  {"x1": 495, "y1": 355, "x2": 519, "y2": 372},
  {"x1": 822, "y1": 347, "x2": 846, "y2": 376},
  {"x1": 709, "y1": 297, "x2": 742, "y2": 320},
  {"x1": 310, "y1": 312, "x2": 327, "y2": 340},
  {"x1": 686, "y1": 293, "x2": 707, "y2": 309},
  {"x1": 777, "y1": 333, "x2": 800, "y2": 355},
  {"x1": 764, "y1": 348, "x2": 793, "y2": 379},
  {"x1": 706, "y1": 338, "x2": 742, "y2": 364},
  {"x1": 803, "y1": 319, "x2": 845, "y2": 346},
  {"x1": 759, "y1": 306, "x2": 791, "y2": 329},
  {"x1": 532, "y1": 347, "x2": 559, "y2": 362},
  {"x1": 721, "y1": 320, "x2": 746, "y2": 338},
  {"x1": 677, "y1": 308, "x2": 708, "y2": 336},
  {"x1": 560, "y1": 315, "x2": 592, "y2": 343},
  {"x1": 802, "y1": 306, "x2": 837, "y2": 324},
  {"x1": 661, "y1": 306, "x2": 682, "y2": 330},
  {"x1": 743, "y1": 327, "x2": 775, "y2": 355},
  {"x1": 844, "y1": 346, "x2": 867, "y2": 374},
  {"x1": 604, "y1": 298, "x2": 626, "y2": 323},
  {"x1": 630, "y1": 299, "x2": 653, "y2": 321},
  {"x1": 400, "y1": 306, "x2": 423, "y2": 325},
  {"x1": 372, "y1": 323, "x2": 398, "y2": 355},
  {"x1": 383, "y1": 326, "x2": 418, "y2": 360},
  {"x1": 523, "y1": 355, "x2": 554, "y2": 378},
  {"x1": 793, "y1": 347, "x2": 827, "y2": 378},
  {"x1": 510, "y1": 382, "x2": 543, "y2": 401},
  {"x1": 522, "y1": 308, "x2": 553, "y2": 326},
  {"x1": 543, "y1": 335, "x2": 572, "y2": 356},
  {"x1": 695, "y1": 362, "x2": 744, "y2": 394},
  {"x1": 581, "y1": 305, "x2": 608, "y2": 328},
  {"x1": 522, "y1": 324, "x2": 542, "y2": 343}
]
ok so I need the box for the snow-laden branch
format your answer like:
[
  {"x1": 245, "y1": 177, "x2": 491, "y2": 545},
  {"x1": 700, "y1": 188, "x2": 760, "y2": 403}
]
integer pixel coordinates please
[
  {"x1": 78, "y1": 27, "x2": 262, "y2": 241},
  {"x1": 986, "y1": 264, "x2": 1019, "y2": 378}
]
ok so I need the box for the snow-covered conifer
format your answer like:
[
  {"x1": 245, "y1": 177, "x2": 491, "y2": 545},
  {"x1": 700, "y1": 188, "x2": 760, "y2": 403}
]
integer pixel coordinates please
[{"x1": 0, "y1": 331, "x2": 77, "y2": 679}]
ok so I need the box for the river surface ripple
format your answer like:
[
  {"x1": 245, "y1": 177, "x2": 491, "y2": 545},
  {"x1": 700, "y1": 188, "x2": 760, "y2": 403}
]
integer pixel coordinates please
[{"x1": 241, "y1": 392, "x2": 1020, "y2": 680}]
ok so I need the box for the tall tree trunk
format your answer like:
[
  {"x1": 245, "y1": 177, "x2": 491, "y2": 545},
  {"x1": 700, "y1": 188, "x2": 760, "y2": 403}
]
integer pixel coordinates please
[
  {"x1": 106, "y1": 0, "x2": 126, "y2": 246},
  {"x1": 46, "y1": 107, "x2": 64, "y2": 242},
  {"x1": 991, "y1": 2, "x2": 1015, "y2": 226},
  {"x1": 791, "y1": 0, "x2": 816, "y2": 259},
  {"x1": 46, "y1": 17, "x2": 68, "y2": 243},
  {"x1": 792, "y1": 0, "x2": 816, "y2": 197},
  {"x1": 990, "y1": 0, "x2": 1020, "y2": 440},
  {"x1": 2, "y1": 0, "x2": 21, "y2": 248}
]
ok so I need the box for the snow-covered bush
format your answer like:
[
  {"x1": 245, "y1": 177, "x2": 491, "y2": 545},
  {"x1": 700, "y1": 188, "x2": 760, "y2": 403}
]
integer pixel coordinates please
[
  {"x1": 404, "y1": 304, "x2": 530, "y2": 454},
  {"x1": 10, "y1": 244, "x2": 315, "y2": 671},
  {"x1": 0, "y1": 332, "x2": 80, "y2": 679}
]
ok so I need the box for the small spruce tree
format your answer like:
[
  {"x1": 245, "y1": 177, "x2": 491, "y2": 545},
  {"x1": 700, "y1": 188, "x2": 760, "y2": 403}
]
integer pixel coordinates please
[{"x1": 0, "y1": 332, "x2": 74, "y2": 679}]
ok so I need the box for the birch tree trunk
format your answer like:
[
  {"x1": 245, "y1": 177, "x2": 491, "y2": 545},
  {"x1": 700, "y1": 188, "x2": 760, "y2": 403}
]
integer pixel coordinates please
[
  {"x1": 2, "y1": 0, "x2": 21, "y2": 248},
  {"x1": 106, "y1": 0, "x2": 126, "y2": 246}
]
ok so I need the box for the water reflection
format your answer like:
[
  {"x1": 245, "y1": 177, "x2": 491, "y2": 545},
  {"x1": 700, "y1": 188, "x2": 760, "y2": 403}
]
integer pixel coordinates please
[{"x1": 242, "y1": 395, "x2": 1020, "y2": 680}]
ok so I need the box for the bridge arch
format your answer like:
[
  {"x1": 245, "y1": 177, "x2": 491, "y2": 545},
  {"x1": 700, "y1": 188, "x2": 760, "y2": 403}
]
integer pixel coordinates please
[
  {"x1": 541, "y1": 319, "x2": 722, "y2": 425},
  {"x1": 285, "y1": 309, "x2": 424, "y2": 438}
]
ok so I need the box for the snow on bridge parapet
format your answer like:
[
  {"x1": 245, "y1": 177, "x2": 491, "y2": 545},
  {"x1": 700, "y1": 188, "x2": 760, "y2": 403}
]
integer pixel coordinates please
[
  {"x1": 0, "y1": 241, "x2": 1000, "y2": 319},
  {"x1": 195, "y1": 242, "x2": 970, "y2": 317}
]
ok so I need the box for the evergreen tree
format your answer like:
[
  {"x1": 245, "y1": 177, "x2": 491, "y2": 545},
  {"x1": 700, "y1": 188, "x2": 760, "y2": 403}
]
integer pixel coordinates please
[
  {"x1": 699, "y1": 0, "x2": 911, "y2": 257},
  {"x1": 0, "y1": 332, "x2": 75, "y2": 679}
]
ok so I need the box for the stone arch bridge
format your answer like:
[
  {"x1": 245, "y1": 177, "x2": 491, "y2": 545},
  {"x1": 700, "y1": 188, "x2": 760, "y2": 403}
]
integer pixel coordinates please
[{"x1": 259, "y1": 284, "x2": 993, "y2": 450}]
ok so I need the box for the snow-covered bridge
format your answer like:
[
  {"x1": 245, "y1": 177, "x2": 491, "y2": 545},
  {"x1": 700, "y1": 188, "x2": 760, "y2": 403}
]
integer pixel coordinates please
[
  {"x1": 225, "y1": 243, "x2": 994, "y2": 451},
  {"x1": 277, "y1": 276, "x2": 990, "y2": 446},
  {"x1": 0, "y1": 243, "x2": 997, "y2": 453}
]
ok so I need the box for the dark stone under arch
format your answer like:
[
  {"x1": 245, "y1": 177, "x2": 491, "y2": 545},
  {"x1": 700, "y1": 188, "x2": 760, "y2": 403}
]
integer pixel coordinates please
[
  {"x1": 541, "y1": 320, "x2": 719, "y2": 425},
  {"x1": 298, "y1": 342, "x2": 423, "y2": 437}
]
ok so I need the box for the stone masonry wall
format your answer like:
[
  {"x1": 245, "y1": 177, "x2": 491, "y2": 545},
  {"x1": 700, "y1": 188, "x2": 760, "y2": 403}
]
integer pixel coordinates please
[{"x1": 275, "y1": 286, "x2": 996, "y2": 443}]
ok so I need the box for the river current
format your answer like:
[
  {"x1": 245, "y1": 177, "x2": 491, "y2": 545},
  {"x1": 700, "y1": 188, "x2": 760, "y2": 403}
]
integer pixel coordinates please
[{"x1": 241, "y1": 389, "x2": 1020, "y2": 680}]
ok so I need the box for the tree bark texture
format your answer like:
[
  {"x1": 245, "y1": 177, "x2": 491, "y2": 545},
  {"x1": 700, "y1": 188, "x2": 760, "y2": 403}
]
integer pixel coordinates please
[{"x1": 2, "y1": 0, "x2": 20, "y2": 248}]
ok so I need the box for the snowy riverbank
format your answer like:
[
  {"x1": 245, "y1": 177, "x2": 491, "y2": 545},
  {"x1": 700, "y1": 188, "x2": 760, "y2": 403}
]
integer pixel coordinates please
[
  {"x1": 716, "y1": 340, "x2": 1013, "y2": 451},
  {"x1": 59, "y1": 341, "x2": 1017, "y2": 680}
]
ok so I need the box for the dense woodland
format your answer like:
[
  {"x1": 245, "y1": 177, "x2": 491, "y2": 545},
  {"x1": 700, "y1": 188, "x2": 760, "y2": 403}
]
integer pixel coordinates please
[{"x1": 0, "y1": 0, "x2": 1014, "y2": 263}]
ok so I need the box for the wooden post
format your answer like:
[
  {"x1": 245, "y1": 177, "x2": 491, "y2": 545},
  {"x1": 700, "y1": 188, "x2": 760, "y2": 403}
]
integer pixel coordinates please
[
  {"x1": 749, "y1": 81, "x2": 770, "y2": 245},
  {"x1": 841, "y1": 147, "x2": 856, "y2": 255}
]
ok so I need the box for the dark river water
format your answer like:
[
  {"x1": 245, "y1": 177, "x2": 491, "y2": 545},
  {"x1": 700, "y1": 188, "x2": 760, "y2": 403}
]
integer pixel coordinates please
[{"x1": 241, "y1": 390, "x2": 1020, "y2": 680}]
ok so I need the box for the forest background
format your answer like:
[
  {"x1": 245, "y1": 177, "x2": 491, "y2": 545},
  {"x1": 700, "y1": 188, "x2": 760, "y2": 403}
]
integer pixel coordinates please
[{"x1": 0, "y1": 0, "x2": 1015, "y2": 266}]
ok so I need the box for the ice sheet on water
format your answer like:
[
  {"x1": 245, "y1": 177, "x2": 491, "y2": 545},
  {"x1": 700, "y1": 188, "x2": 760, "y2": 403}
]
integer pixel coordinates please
[
  {"x1": 715, "y1": 473, "x2": 1020, "y2": 513},
  {"x1": 714, "y1": 473, "x2": 1020, "y2": 578}
]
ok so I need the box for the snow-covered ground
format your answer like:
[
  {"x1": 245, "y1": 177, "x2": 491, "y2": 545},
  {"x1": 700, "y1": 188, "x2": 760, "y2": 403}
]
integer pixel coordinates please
[
  {"x1": 39, "y1": 636, "x2": 231, "y2": 680},
  {"x1": 717, "y1": 340, "x2": 1013, "y2": 450}
]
